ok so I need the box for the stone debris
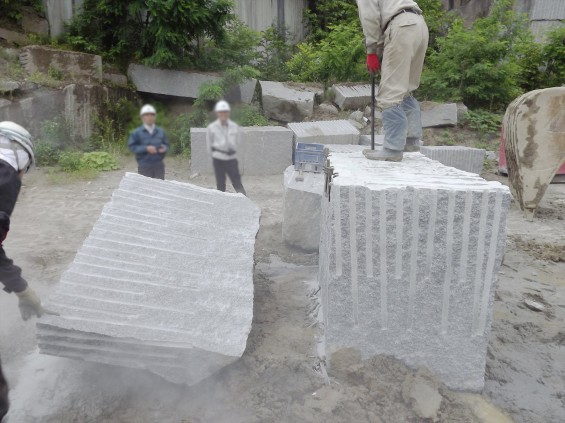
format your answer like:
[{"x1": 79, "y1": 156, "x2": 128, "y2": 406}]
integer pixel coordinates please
[
  {"x1": 332, "y1": 85, "x2": 372, "y2": 110},
  {"x1": 420, "y1": 146, "x2": 485, "y2": 175},
  {"x1": 288, "y1": 120, "x2": 360, "y2": 145},
  {"x1": 260, "y1": 81, "x2": 315, "y2": 122},
  {"x1": 421, "y1": 101, "x2": 458, "y2": 127},
  {"x1": 190, "y1": 126, "x2": 293, "y2": 176},
  {"x1": 38, "y1": 173, "x2": 260, "y2": 385},
  {"x1": 319, "y1": 146, "x2": 511, "y2": 391},
  {"x1": 282, "y1": 166, "x2": 324, "y2": 252},
  {"x1": 349, "y1": 111, "x2": 365, "y2": 123},
  {"x1": 524, "y1": 299, "x2": 545, "y2": 312},
  {"x1": 402, "y1": 372, "x2": 442, "y2": 422},
  {"x1": 318, "y1": 103, "x2": 340, "y2": 116}
]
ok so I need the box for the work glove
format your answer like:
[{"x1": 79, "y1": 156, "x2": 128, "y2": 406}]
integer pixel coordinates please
[
  {"x1": 15, "y1": 287, "x2": 57, "y2": 320},
  {"x1": 366, "y1": 53, "x2": 381, "y2": 74}
]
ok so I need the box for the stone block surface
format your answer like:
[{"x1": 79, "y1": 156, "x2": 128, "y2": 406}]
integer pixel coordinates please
[
  {"x1": 260, "y1": 81, "x2": 315, "y2": 122},
  {"x1": 288, "y1": 120, "x2": 360, "y2": 145},
  {"x1": 421, "y1": 102, "x2": 458, "y2": 127},
  {"x1": 38, "y1": 173, "x2": 261, "y2": 385},
  {"x1": 319, "y1": 146, "x2": 511, "y2": 391},
  {"x1": 282, "y1": 166, "x2": 324, "y2": 252},
  {"x1": 332, "y1": 85, "x2": 372, "y2": 110},
  {"x1": 421, "y1": 146, "x2": 485, "y2": 174},
  {"x1": 20, "y1": 45, "x2": 102, "y2": 83},
  {"x1": 190, "y1": 126, "x2": 293, "y2": 176}
]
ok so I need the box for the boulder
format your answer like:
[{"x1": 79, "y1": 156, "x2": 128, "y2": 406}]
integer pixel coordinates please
[
  {"x1": 318, "y1": 103, "x2": 339, "y2": 116},
  {"x1": 226, "y1": 79, "x2": 257, "y2": 104},
  {"x1": 420, "y1": 102, "x2": 458, "y2": 127},
  {"x1": 332, "y1": 84, "x2": 372, "y2": 110},
  {"x1": 260, "y1": 81, "x2": 315, "y2": 122},
  {"x1": 20, "y1": 45, "x2": 103, "y2": 83},
  {"x1": 0, "y1": 28, "x2": 29, "y2": 46},
  {"x1": 349, "y1": 110, "x2": 365, "y2": 123},
  {"x1": 21, "y1": 7, "x2": 50, "y2": 36},
  {"x1": 38, "y1": 173, "x2": 261, "y2": 385},
  {"x1": 0, "y1": 80, "x2": 21, "y2": 94},
  {"x1": 288, "y1": 120, "x2": 360, "y2": 145},
  {"x1": 457, "y1": 103, "x2": 469, "y2": 125}
]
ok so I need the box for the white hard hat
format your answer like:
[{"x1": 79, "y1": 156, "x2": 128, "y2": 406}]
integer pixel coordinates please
[
  {"x1": 0, "y1": 121, "x2": 34, "y2": 171},
  {"x1": 214, "y1": 100, "x2": 231, "y2": 112},
  {"x1": 140, "y1": 104, "x2": 156, "y2": 116}
]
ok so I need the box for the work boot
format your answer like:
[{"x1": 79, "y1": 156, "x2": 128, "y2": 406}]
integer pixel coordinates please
[
  {"x1": 363, "y1": 148, "x2": 403, "y2": 162},
  {"x1": 404, "y1": 138, "x2": 421, "y2": 152}
]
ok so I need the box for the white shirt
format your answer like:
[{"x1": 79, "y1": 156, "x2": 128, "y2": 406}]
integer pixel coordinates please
[
  {"x1": 0, "y1": 135, "x2": 30, "y2": 172},
  {"x1": 206, "y1": 119, "x2": 241, "y2": 161},
  {"x1": 144, "y1": 124, "x2": 156, "y2": 135}
]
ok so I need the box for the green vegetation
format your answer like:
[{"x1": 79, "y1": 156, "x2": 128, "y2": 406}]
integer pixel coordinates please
[{"x1": 0, "y1": 0, "x2": 42, "y2": 23}]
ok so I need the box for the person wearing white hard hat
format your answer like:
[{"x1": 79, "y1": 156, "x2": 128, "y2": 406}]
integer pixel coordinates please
[
  {"x1": 0, "y1": 121, "x2": 55, "y2": 421},
  {"x1": 206, "y1": 100, "x2": 246, "y2": 195},
  {"x1": 128, "y1": 104, "x2": 170, "y2": 180}
]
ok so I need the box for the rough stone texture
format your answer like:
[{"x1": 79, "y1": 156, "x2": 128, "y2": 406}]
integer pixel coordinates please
[
  {"x1": 226, "y1": 79, "x2": 257, "y2": 104},
  {"x1": 63, "y1": 84, "x2": 110, "y2": 142},
  {"x1": 359, "y1": 134, "x2": 385, "y2": 147},
  {"x1": 191, "y1": 126, "x2": 293, "y2": 176},
  {"x1": 44, "y1": 0, "x2": 83, "y2": 37},
  {"x1": 421, "y1": 102, "x2": 458, "y2": 127},
  {"x1": 288, "y1": 120, "x2": 360, "y2": 145},
  {"x1": 282, "y1": 166, "x2": 324, "y2": 252},
  {"x1": 456, "y1": 102, "x2": 469, "y2": 125},
  {"x1": 260, "y1": 81, "x2": 315, "y2": 122},
  {"x1": 318, "y1": 103, "x2": 339, "y2": 115},
  {"x1": 102, "y1": 72, "x2": 128, "y2": 87},
  {"x1": 38, "y1": 173, "x2": 260, "y2": 385},
  {"x1": 21, "y1": 7, "x2": 50, "y2": 36},
  {"x1": 332, "y1": 85, "x2": 372, "y2": 110},
  {"x1": 503, "y1": 87, "x2": 565, "y2": 219},
  {"x1": 420, "y1": 146, "x2": 485, "y2": 175},
  {"x1": 0, "y1": 28, "x2": 30, "y2": 46},
  {"x1": 319, "y1": 146, "x2": 511, "y2": 391},
  {"x1": 402, "y1": 373, "x2": 442, "y2": 422},
  {"x1": 0, "y1": 80, "x2": 21, "y2": 94},
  {"x1": 20, "y1": 45, "x2": 102, "y2": 83}
]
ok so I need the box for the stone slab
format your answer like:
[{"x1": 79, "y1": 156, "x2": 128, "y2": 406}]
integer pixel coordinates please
[
  {"x1": 288, "y1": 120, "x2": 360, "y2": 145},
  {"x1": 421, "y1": 146, "x2": 485, "y2": 174},
  {"x1": 226, "y1": 79, "x2": 257, "y2": 104},
  {"x1": 359, "y1": 134, "x2": 385, "y2": 147},
  {"x1": 421, "y1": 102, "x2": 458, "y2": 127},
  {"x1": 20, "y1": 45, "x2": 102, "y2": 83},
  {"x1": 332, "y1": 85, "x2": 372, "y2": 110},
  {"x1": 38, "y1": 173, "x2": 261, "y2": 385},
  {"x1": 319, "y1": 145, "x2": 511, "y2": 391},
  {"x1": 190, "y1": 126, "x2": 293, "y2": 176},
  {"x1": 282, "y1": 166, "x2": 324, "y2": 252},
  {"x1": 260, "y1": 81, "x2": 315, "y2": 122}
]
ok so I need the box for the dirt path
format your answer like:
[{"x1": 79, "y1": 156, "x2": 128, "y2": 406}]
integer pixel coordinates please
[{"x1": 1, "y1": 157, "x2": 563, "y2": 422}]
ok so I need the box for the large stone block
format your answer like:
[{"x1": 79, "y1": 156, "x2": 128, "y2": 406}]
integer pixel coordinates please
[
  {"x1": 332, "y1": 84, "x2": 372, "y2": 110},
  {"x1": 288, "y1": 120, "x2": 360, "y2": 145},
  {"x1": 319, "y1": 146, "x2": 511, "y2": 391},
  {"x1": 282, "y1": 166, "x2": 324, "y2": 252},
  {"x1": 421, "y1": 146, "x2": 485, "y2": 174},
  {"x1": 260, "y1": 81, "x2": 315, "y2": 122},
  {"x1": 190, "y1": 126, "x2": 293, "y2": 176},
  {"x1": 38, "y1": 173, "x2": 261, "y2": 385},
  {"x1": 421, "y1": 102, "x2": 458, "y2": 127},
  {"x1": 20, "y1": 45, "x2": 102, "y2": 83}
]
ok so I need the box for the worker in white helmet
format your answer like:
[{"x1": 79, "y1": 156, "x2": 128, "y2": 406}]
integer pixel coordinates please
[
  {"x1": 128, "y1": 104, "x2": 170, "y2": 180},
  {"x1": 0, "y1": 121, "x2": 53, "y2": 421},
  {"x1": 206, "y1": 100, "x2": 246, "y2": 195}
]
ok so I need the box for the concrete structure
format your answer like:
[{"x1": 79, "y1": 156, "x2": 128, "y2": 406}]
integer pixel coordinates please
[
  {"x1": 288, "y1": 120, "x2": 360, "y2": 145},
  {"x1": 20, "y1": 45, "x2": 102, "y2": 84},
  {"x1": 191, "y1": 126, "x2": 294, "y2": 176},
  {"x1": 260, "y1": 81, "x2": 315, "y2": 122},
  {"x1": 282, "y1": 166, "x2": 324, "y2": 252},
  {"x1": 420, "y1": 146, "x2": 485, "y2": 175},
  {"x1": 43, "y1": 0, "x2": 84, "y2": 37},
  {"x1": 528, "y1": 0, "x2": 565, "y2": 42},
  {"x1": 332, "y1": 85, "x2": 372, "y2": 110},
  {"x1": 420, "y1": 102, "x2": 458, "y2": 128},
  {"x1": 318, "y1": 146, "x2": 511, "y2": 391},
  {"x1": 503, "y1": 87, "x2": 565, "y2": 219},
  {"x1": 38, "y1": 173, "x2": 260, "y2": 385}
]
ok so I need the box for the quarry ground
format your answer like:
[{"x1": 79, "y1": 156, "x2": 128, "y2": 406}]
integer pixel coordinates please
[{"x1": 0, "y1": 156, "x2": 563, "y2": 423}]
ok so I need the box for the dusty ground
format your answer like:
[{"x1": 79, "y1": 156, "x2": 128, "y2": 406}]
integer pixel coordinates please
[{"x1": 0, "y1": 156, "x2": 563, "y2": 423}]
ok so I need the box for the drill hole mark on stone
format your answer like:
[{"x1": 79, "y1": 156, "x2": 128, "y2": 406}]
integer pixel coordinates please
[
  {"x1": 407, "y1": 189, "x2": 420, "y2": 331},
  {"x1": 477, "y1": 190, "x2": 505, "y2": 336},
  {"x1": 90, "y1": 221, "x2": 207, "y2": 243},
  {"x1": 334, "y1": 185, "x2": 343, "y2": 277},
  {"x1": 61, "y1": 279, "x2": 146, "y2": 296},
  {"x1": 379, "y1": 189, "x2": 388, "y2": 330},
  {"x1": 395, "y1": 189, "x2": 405, "y2": 281},
  {"x1": 103, "y1": 204, "x2": 205, "y2": 226},
  {"x1": 471, "y1": 191, "x2": 490, "y2": 334},
  {"x1": 441, "y1": 190, "x2": 456, "y2": 335},
  {"x1": 111, "y1": 195, "x2": 212, "y2": 219},
  {"x1": 425, "y1": 190, "x2": 438, "y2": 278},
  {"x1": 118, "y1": 185, "x2": 216, "y2": 204},
  {"x1": 47, "y1": 301, "x2": 139, "y2": 318},
  {"x1": 81, "y1": 244, "x2": 156, "y2": 260},
  {"x1": 87, "y1": 236, "x2": 207, "y2": 257},
  {"x1": 63, "y1": 270, "x2": 196, "y2": 290},
  {"x1": 349, "y1": 186, "x2": 359, "y2": 325},
  {"x1": 90, "y1": 227, "x2": 207, "y2": 246},
  {"x1": 458, "y1": 190, "x2": 473, "y2": 324},
  {"x1": 365, "y1": 188, "x2": 374, "y2": 278}
]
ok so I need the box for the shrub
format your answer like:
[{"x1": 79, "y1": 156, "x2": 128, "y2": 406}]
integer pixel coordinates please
[
  {"x1": 58, "y1": 151, "x2": 83, "y2": 172},
  {"x1": 168, "y1": 114, "x2": 192, "y2": 156},
  {"x1": 0, "y1": 0, "x2": 43, "y2": 23},
  {"x1": 34, "y1": 142, "x2": 61, "y2": 167},
  {"x1": 231, "y1": 104, "x2": 269, "y2": 127},
  {"x1": 80, "y1": 152, "x2": 119, "y2": 171},
  {"x1": 256, "y1": 26, "x2": 295, "y2": 81}
]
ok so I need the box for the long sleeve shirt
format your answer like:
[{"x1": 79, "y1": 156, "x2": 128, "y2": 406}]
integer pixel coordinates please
[
  {"x1": 206, "y1": 119, "x2": 241, "y2": 161},
  {"x1": 356, "y1": 0, "x2": 422, "y2": 54},
  {"x1": 127, "y1": 125, "x2": 169, "y2": 166}
]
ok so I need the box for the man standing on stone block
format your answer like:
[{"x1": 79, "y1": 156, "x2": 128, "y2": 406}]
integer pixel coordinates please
[
  {"x1": 206, "y1": 100, "x2": 247, "y2": 196},
  {"x1": 128, "y1": 104, "x2": 169, "y2": 180},
  {"x1": 357, "y1": 0, "x2": 429, "y2": 161}
]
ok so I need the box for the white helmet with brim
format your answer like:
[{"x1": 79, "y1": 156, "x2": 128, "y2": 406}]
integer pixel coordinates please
[
  {"x1": 0, "y1": 121, "x2": 34, "y2": 172},
  {"x1": 140, "y1": 104, "x2": 157, "y2": 116},
  {"x1": 214, "y1": 100, "x2": 231, "y2": 112}
]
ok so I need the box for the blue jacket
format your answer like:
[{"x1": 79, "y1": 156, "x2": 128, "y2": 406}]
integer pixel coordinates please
[{"x1": 128, "y1": 125, "x2": 170, "y2": 166}]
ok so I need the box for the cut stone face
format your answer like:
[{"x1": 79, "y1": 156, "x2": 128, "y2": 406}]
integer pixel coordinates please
[
  {"x1": 332, "y1": 85, "x2": 372, "y2": 110},
  {"x1": 260, "y1": 81, "x2": 315, "y2": 122},
  {"x1": 420, "y1": 146, "x2": 485, "y2": 174},
  {"x1": 282, "y1": 166, "x2": 324, "y2": 252},
  {"x1": 319, "y1": 146, "x2": 511, "y2": 391},
  {"x1": 420, "y1": 102, "x2": 458, "y2": 127},
  {"x1": 38, "y1": 173, "x2": 261, "y2": 385},
  {"x1": 190, "y1": 126, "x2": 293, "y2": 176},
  {"x1": 288, "y1": 120, "x2": 360, "y2": 145}
]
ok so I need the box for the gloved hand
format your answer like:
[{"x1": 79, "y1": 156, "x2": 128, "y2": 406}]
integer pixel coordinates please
[
  {"x1": 15, "y1": 287, "x2": 56, "y2": 320},
  {"x1": 366, "y1": 53, "x2": 381, "y2": 74}
]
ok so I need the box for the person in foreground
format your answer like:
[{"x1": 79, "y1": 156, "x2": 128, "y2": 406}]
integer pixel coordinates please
[
  {"x1": 0, "y1": 121, "x2": 51, "y2": 422},
  {"x1": 128, "y1": 104, "x2": 169, "y2": 180},
  {"x1": 206, "y1": 100, "x2": 247, "y2": 195},
  {"x1": 357, "y1": 0, "x2": 429, "y2": 161}
]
